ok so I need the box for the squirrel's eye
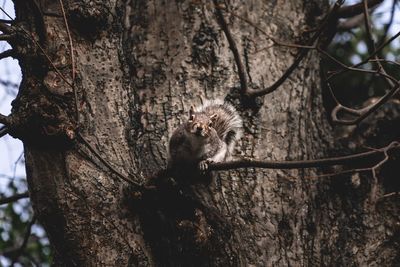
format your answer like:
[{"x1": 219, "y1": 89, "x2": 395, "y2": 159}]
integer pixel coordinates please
[
  {"x1": 189, "y1": 115, "x2": 195, "y2": 121},
  {"x1": 209, "y1": 121, "x2": 213, "y2": 127}
]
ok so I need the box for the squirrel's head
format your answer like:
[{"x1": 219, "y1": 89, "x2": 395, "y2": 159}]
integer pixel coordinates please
[{"x1": 185, "y1": 106, "x2": 218, "y2": 138}]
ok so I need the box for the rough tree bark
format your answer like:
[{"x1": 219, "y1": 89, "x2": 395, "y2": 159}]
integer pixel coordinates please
[{"x1": 5, "y1": 0, "x2": 398, "y2": 266}]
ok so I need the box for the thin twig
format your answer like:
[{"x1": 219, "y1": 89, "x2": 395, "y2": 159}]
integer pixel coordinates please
[
  {"x1": 0, "y1": 126, "x2": 8, "y2": 138},
  {"x1": 0, "y1": 6, "x2": 73, "y2": 89},
  {"x1": 330, "y1": 83, "x2": 400, "y2": 125},
  {"x1": 208, "y1": 141, "x2": 398, "y2": 171},
  {"x1": 0, "y1": 49, "x2": 15, "y2": 59},
  {"x1": 0, "y1": 79, "x2": 19, "y2": 88},
  {"x1": 377, "y1": 0, "x2": 396, "y2": 48},
  {"x1": 378, "y1": 192, "x2": 399, "y2": 200},
  {"x1": 362, "y1": 0, "x2": 394, "y2": 87},
  {"x1": 77, "y1": 133, "x2": 140, "y2": 187},
  {"x1": 0, "y1": 19, "x2": 13, "y2": 24},
  {"x1": 213, "y1": 0, "x2": 248, "y2": 95},
  {"x1": 0, "y1": 34, "x2": 14, "y2": 41},
  {"x1": 212, "y1": 0, "x2": 345, "y2": 97},
  {"x1": 226, "y1": 9, "x2": 316, "y2": 52},
  {"x1": 336, "y1": 0, "x2": 383, "y2": 18},
  {"x1": 298, "y1": 166, "x2": 372, "y2": 180},
  {"x1": 59, "y1": 0, "x2": 75, "y2": 82},
  {"x1": 0, "y1": 113, "x2": 10, "y2": 125},
  {"x1": 216, "y1": 165, "x2": 372, "y2": 181},
  {"x1": 337, "y1": 13, "x2": 365, "y2": 30},
  {"x1": 58, "y1": 0, "x2": 79, "y2": 123},
  {"x1": 245, "y1": 0, "x2": 345, "y2": 97},
  {"x1": 369, "y1": 59, "x2": 400, "y2": 67},
  {"x1": 319, "y1": 48, "x2": 396, "y2": 79},
  {"x1": 325, "y1": 0, "x2": 400, "y2": 125},
  {"x1": 0, "y1": 6, "x2": 139, "y2": 190},
  {"x1": 0, "y1": 7, "x2": 13, "y2": 20},
  {"x1": 0, "y1": 21, "x2": 12, "y2": 33},
  {"x1": 327, "y1": 30, "x2": 400, "y2": 80},
  {"x1": 0, "y1": 192, "x2": 29, "y2": 205}
]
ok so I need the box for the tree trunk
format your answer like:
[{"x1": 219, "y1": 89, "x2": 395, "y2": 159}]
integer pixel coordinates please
[{"x1": 8, "y1": 0, "x2": 398, "y2": 266}]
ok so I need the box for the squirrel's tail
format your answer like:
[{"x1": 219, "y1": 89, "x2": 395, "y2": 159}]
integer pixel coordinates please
[{"x1": 196, "y1": 99, "x2": 243, "y2": 155}]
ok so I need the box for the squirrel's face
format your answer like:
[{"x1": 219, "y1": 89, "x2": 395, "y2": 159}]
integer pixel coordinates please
[{"x1": 186, "y1": 107, "x2": 218, "y2": 138}]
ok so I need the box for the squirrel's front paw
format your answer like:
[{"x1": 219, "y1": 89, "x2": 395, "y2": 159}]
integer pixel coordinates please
[{"x1": 198, "y1": 159, "x2": 212, "y2": 173}]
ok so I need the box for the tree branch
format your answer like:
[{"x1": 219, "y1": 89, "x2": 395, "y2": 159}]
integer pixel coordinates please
[
  {"x1": 0, "y1": 49, "x2": 15, "y2": 59},
  {"x1": 0, "y1": 19, "x2": 13, "y2": 24},
  {"x1": 0, "y1": 34, "x2": 14, "y2": 41},
  {"x1": 208, "y1": 142, "x2": 399, "y2": 171},
  {"x1": 0, "y1": 79, "x2": 19, "y2": 88},
  {"x1": 0, "y1": 192, "x2": 29, "y2": 205},
  {"x1": 244, "y1": 0, "x2": 345, "y2": 97},
  {"x1": 0, "y1": 126, "x2": 8, "y2": 138},
  {"x1": 0, "y1": 21, "x2": 12, "y2": 33},
  {"x1": 327, "y1": 30, "x2": 400, "y2": 80},
  {"x1": 0, "y1": 113, "x2": 11, "y2": 125},
  {"x1": 325, "y1": 0, "x2": 400, "y2": 125},
  {"x1": 58, "y1": 0, "x2": 79, "y2": 123},
  {"x1": 77, "y1": 133, "x2": 140, "y2": 187},
  {"x1": 377, "y1": 0, "x2": 396, "y2": 48},
  {"x1": 0, "y1": 6, "x2": 72, "y2": 89},
  {"x1": 336, "y1": 0, "x2": 383, "y2": 18},
  {"x1": 213, "y1": 0, "x2": 248, "y2": 95},
  {"x1": 337, "y1": 13, "x2": 365, "y2": 31}
]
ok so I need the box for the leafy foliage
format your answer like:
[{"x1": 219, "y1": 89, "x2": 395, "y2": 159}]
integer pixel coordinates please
[
  {"x1": 0, "y1": 175, "x2": 51, "y2": 266},
  {"x1": 325, "y1": 18, "x2": 400, "y2": 108}
]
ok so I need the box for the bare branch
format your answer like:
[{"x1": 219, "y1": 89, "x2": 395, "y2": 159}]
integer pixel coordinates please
[
  {"x1": 0, "y1": 34, "x2": 14, "y2": 41},
  {"x1": 0, "y1": 126, "x2": 8, "y2": 138},
  {"x1": 379, "y1": 192, "x2": 399, "y2": 200},
  {"x1": 0, "y1": 79, "x2": 19, "y2": 88},
  {"x1": 77, "y1": 133, "x2": 140, "y2": 187},
  {"x1": 213, "y1": 1, "x2": 248, "y2": 95},
  {"x1": 0, "y1": 49, "x2": 15, "y2": 59},
  {"x1": 209, "y1": 142, "x2": 399, "y2": 171},
  {"x1": 337, "y1": 13, "x2": 365, "y2": 30},
  {"x1": 0, "y1": 19, "x2": 13, "y2": 24},
  {"x1": 0, "y1": 6, "x2": 73, "y2": 89},
  {"x1": 325, "y1": 0, "x2": 400, "y2": 125},
  {"x1": 377, "y1": 0, "x2": 396, "y2": 47},
  {"x1": 328, "y1": 30, "x2": 400, "y2": 80},
  {"x1": 0, "y1": 21, "x2": 12, "y2": 33},
  {"x1": 0, "y1": 6, "x2": 13, "y2": 20},
  {"x1": 362, "y1": 0, "x2": 395, "y2": 88},
  {"x1": 336, "y1": 0, "x2": 383, "y2": 18},
  {"x1": 227, "y1": 10, "x2": 316, "y2": 52},
  {"x1": 0, "y1": 192, "x2": 29, "y2": 205},
  {"x1": 0, "y1": 113, "x2": 11, "y2": 125},
  {"x1": 58, "y1": 0, "x2": 79, "y2": 122},
  {"x1": 245, "y1": 0, "x2": 345, "y2": 97}
]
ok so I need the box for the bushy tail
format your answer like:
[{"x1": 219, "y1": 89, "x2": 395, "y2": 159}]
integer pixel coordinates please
[{"x1": 196, "y1": 100, "x2": 243, "y2": 155}]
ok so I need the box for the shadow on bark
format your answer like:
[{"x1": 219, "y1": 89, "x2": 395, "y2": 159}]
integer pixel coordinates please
[{"x1": 125, "y1": 167, "x2": 237, "y2": 266}]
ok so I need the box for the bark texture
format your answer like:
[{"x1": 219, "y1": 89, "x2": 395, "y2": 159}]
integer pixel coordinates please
[{"x1": 8, "y1": 0, "x2": 399, "y2": 266}]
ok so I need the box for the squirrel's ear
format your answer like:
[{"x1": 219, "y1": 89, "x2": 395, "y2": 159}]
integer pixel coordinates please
[
  {"x1": 189, "y1": 106, "x2": 195, "y2": 121},
  {"x1": 209, "y1": 114, "x2": 218, "y2": 125}
]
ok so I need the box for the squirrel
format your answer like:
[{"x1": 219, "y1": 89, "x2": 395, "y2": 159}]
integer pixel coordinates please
[{"x1": 168, "y1": 100, "x2": 243, "y2": 172}]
